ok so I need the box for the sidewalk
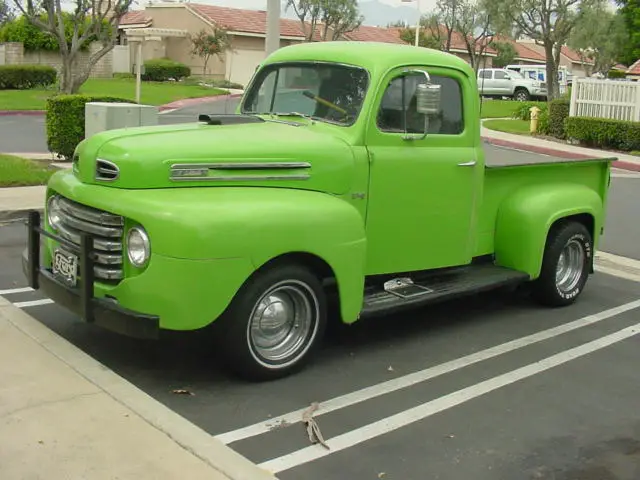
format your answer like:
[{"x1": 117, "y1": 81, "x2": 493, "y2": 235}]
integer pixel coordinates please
[
  {"x1": 0, "y1": 297, "x2": 277, "y2": 480},
  {"x1": 481, "y1": 122, "x2": 640, "y2": 171}
]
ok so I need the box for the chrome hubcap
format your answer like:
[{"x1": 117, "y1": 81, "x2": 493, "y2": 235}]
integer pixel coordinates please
[
  {"x1": 248, "y1": 281, "x2": 318, "y2": 366},
  {"x1": 555, "y1": 239, "x2": 585, "y2": 293}
]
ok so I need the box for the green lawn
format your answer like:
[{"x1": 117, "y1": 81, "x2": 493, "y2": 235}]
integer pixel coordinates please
[
  {"x1": 0, "y1": 155, "x2": 56, "y2": 187},
  {"x1": 0, "y1": 78, "x2": 228, "y2": 111},
  {"x1": 483, "y1": 119, "x2": 531, "y2": 135},
  {"x1": 480, "y1": 99, "x2": 544, "y2": 119}
]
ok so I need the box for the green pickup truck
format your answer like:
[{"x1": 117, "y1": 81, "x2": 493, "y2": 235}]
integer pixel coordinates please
[{"x1": 24, "y1": 41, "x2": 612, "y2": 380}]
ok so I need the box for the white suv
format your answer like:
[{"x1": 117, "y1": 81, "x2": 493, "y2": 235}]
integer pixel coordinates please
[{"x1": 477, "y1": 68, "x2": 547, "y2": 101}]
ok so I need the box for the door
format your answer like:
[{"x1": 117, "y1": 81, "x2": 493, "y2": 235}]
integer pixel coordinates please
[
  {"x1": 364, "y1": 66, "x2": 480, "y2": 275},
  {"x1": 478, "y1": 69, "x2": 493, "y2": 95},
  {"x1": 493, "y1": 70, "x2": 512, "y2": 95},
  {"x1": 226, "y1": 49, "x2": 267, "y2": 87}
]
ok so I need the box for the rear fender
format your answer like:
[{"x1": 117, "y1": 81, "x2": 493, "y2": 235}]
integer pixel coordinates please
[{"x1": 494, "y1": 183, "x2": 603, "y2": 279}]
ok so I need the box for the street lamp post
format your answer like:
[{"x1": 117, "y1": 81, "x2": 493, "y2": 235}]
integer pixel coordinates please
[
  {"x1": 265, "y1": 0, "x2": 280, "y2": 56},
  {"x1": 402, "y1": 0, "x2": 421, "y2": 47}
]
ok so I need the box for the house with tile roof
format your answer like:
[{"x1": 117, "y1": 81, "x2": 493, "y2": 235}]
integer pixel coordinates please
[
  {"x1": 513, "y1": 39, "x2": 593, "y2": 78},
  {"x1": 118, "y1": 2, "x2": 498, "y2": 86},
  {"x1": 626, "y1": 59, "x2": 640, "y2": 81},
  {"x1": 386, "y1": 26, "x2": 497, "y2": 68}
]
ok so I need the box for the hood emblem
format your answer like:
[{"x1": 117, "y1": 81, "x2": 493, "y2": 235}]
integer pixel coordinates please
[{"x1": 170, "y1": 162, "x2": 311, "y2": 182}]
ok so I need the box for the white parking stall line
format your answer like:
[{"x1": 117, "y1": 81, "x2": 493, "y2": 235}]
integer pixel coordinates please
[
  {"x1": 216, "y1": 299, "x2": 640, "y2": 445},
  {"x1": 14, "y1": 299, "x2": 54, "y2": 308},
  {"x1": 595, "y1": 252, "x2": 640, "y2": 283},
  {"x1": 259, "y1": 321, "x2": 640, "y2": 474},
  {"x1": 0, "y1": 287, "x2": 34, "y2": 295}
]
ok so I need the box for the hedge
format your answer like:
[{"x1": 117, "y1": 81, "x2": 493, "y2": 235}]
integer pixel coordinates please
[
  {"x1": 565, "y1": 117, "x2": 640, "y2": 152},
  {"x1": 0, "y1": 65, "x2": 57, "y2": 89},
  {"x1": 548, "y1": 99, "x2": 570, "y2": 139},
  {"x1": 142, "y1": 58, "x2": 191, "y2": 82},
  {"x1": 46, "y1": 94, "x2": 132, "y2": 160}
]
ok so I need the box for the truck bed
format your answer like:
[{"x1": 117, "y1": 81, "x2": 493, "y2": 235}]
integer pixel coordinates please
[{"x1": 475, "y1": 142, "x2": 612, "y2": 258}]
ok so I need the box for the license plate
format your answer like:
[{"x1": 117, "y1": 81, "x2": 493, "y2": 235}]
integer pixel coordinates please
[{"x1": 52, "y1": 249, "x2": 78, "y2": 287}]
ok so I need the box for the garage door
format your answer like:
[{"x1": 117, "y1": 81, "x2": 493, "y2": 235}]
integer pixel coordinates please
[{"x1": 226, "y1": 49, "x2": 267, "y2": 88}]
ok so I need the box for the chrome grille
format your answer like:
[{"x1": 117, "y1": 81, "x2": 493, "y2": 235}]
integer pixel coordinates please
[
  {"x1": 53, "y1": 195, "x2": 124, "y2": 282},
  {"x1": 96, "y1": 159, "x2": 119, "y2": 181}
]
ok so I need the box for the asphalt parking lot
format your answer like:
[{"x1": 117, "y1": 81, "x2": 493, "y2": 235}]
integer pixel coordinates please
[{"x1": 1, "y1": 136, "x2": 639, "y2": 478}]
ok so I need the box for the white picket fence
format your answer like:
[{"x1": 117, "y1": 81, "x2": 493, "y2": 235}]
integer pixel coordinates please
[{"x1": 570, "y1": 78, "x2": 640, "y2": 122}]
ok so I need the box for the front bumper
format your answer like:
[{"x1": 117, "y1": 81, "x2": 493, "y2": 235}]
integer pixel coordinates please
[{"x1": 23, "y1": 211, "x2": 160, "y2": 340}]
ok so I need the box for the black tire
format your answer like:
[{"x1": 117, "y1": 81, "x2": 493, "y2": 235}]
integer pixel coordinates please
[
  {"x1": 532, "y1": 221, "x2": 593, "y2": 307},
  {"x1": 514, "y1": 88, "x2": 530, "y2": 101},
  {"x1": 215, "y1": 263, "x2": 327, "y2": 381}
]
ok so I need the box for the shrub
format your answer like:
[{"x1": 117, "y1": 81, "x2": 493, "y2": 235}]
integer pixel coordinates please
[
  {"x1": 548, "y1": 99, "x2": 570, "y2": 139},
  {"x1": 607, "y1": 70, "x2": 626, "y2": 79},
  {"x1": 142, "y1": 58, "x2": 191, "y2": 82},
  {"x1": 113, "y1": 72, "x2": 135, "y2": 79},
  {"x1": 46, "y1": 94, "x2": 131, "y2": 160},
  {"x1": 0, "y1": 65, "x2": 57, "y2": 89},
  {"x1": 565, "y1": 117, "x2": 640, "y2": 152},
  {"x1": 537, "y1": 109, "x2": 551, "y2": 136},
  {"x1": 512, "y1": 101, "x2": 547, "y2": 121}
]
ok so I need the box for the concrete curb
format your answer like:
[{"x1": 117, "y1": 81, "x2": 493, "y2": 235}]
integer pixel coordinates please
[
  {"x1": 482, "y1": 137, "x2": 640, "y2": 172},
  {"x1": 0, "y1": 93, "x2": 243, "y2": 116},
  {"x1": 0, "y1": 296, "x2": 278, "y2": 480},
  {"x1": 0, "y1": 208, "x2": 42, "y2": 225}
]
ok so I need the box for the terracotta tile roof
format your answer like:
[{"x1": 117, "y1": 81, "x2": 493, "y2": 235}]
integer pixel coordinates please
[
  {"x1": 120, "y1": 10, "x2": 152, "y2": 26},
  {"x1": 560, "y1": 46, "x2": 583, "y2": 63},
  {"x1": 627, "y1": 59, "x2": 640, "y2": 75},
  {"x1": 187, "y1": 4, "x2": 308, "y2": 38},
  {"x1": 343, "y1": 25, "x2": 406, "y2": 44},
  {"x1": 485, "y1": 36, "x2": 545, "y2": 62},
  {"x1": 388, "y1": 26, "x2": 496, "y2": 55}
]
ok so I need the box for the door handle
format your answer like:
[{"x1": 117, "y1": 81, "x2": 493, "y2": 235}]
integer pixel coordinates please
[{"x1": 458, "y1": 160, "x2": 476, "y2": 167}]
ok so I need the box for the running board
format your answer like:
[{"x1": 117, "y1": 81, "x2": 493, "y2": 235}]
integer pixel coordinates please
[{"x1": 361, "y1": 263, "x2": 530, "y2": 318}]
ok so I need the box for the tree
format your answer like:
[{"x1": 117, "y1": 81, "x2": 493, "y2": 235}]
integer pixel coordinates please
[
  {"x1": 616, "y1": 0, "x2": 640, "y2": 66},
  {"x1": 569, "y1": 6, "x2": 628, "y2": 76},
  {"x1": 190, "y1": 26, "x2": 230, "y2": 77},
  {"x1": 452, "y1": 0, "x2": 492, "y2": 71},
  {"x1": 11, "y1": 0, "x2": 134, "y2": 93},
  {"x1": 1, "y1": 0, "x2": 13, "y2": 26},
  {"x1": 285, "y1": 0, "x2": 363, "y2": 42},
  {"x1": 486, "y1": 0, "x2": 600, "y2": 100},
  {"x1": 397, "y1": 13, "x2": 445, "y2": 49},
  {"x1": 490, "y1": 40, "x2": 517, "y2": 68}
]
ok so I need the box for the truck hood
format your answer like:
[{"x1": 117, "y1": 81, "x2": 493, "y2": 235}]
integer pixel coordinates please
[{"x1": 74, "y1": 118, "x2": 356, "y2": 195}]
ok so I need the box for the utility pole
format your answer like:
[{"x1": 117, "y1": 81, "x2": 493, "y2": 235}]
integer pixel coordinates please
[{"x1": 266, "y1": 0, "x2": 280, "y2": 56}]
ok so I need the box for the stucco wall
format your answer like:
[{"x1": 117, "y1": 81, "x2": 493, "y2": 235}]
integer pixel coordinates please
[{"x1": 0, "y1": 41, "x2": 112, "y2": 78}]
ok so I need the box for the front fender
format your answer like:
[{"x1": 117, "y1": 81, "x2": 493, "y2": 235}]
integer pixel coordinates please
[
  {"x1": 494, "y1": 183, "x2": 603, "y2": 279},
  {"x1": 48, "y1": 172, "x2": 367, "y2": 324}
]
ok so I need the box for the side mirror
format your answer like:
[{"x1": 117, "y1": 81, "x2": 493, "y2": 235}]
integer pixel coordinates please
[{"x1": 415, "y1": 83, "x2": 441, "y2": 115}]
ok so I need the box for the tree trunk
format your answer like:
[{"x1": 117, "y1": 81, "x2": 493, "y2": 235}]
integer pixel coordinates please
[
  {"x1": 543, "y1": 41, "x2": 559, "y2": 101},
  {"x1": 59, "y1": 55, "x2": 75, "y2": 94}
]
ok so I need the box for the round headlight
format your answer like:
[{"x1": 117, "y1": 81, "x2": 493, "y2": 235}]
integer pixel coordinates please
[
  {"x1": 47, "y1": 195, "x2": 62, "y2": 230},
  {"x1": 127, "y1": 227, "x2": 150, "y2": 267}
]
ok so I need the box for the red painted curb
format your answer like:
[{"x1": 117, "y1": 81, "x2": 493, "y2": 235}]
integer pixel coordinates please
[
  {"x1": 158, "y1": 93, "x2": 242, "y2": 112},
  {"x1": 483, "y1": 137, "x2": 640, "y2": 172},
  {"x1": 0, "y1": 93, "x2": 243, "y2": 116}
]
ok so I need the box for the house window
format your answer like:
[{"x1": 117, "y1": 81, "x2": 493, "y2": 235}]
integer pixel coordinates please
[{"x1": 376, "y1": 72, "x2": 464, "y2": 135}]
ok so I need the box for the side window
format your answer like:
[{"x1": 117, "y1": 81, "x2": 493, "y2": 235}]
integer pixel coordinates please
[
  {"x1": 479, "y1": 70, "x2": 492, "y2": 79},
  {"x1": 495, "y1": 71, "x2": 508, "y2": 80},
  {"x1": 377, "y1": 72, "x2": 464, "y2": 135}
]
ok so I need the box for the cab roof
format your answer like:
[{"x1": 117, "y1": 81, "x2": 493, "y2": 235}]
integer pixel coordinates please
[{"x1": 263, "y1": 41, "x2": 475, "y2": 78}]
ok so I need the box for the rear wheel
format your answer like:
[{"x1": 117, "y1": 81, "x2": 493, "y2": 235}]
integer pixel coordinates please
[
  {"x1": 215, "y1": 263, "x2": 327, "y2": 381},
  {"x1": 532, "y1": 221, "x2": 592, "y2": 307}
]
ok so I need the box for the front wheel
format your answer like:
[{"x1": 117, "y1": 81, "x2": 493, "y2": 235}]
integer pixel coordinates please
[
  {"x1": 215, "y1": 264, "x2": 327, "y2": 381},
  {"x1": 514, "y1": 89, "x2": 531, "y2": 101},
  {"x1": 532, "y1": 221, "x2": 593, "y2": 307}
]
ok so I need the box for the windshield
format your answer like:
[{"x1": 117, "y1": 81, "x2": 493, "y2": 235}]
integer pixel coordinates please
[{"x1": 242, "y1": 62, "x2": 369, "y2": 126}]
